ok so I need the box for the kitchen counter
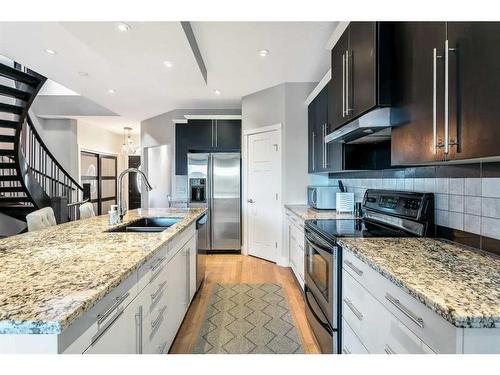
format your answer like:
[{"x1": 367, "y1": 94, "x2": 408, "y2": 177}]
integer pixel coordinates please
[
  {"x1": 285, "y1": 204, "x2": 357, "y2": 221},
  {"x1": 0, "y1": 208, "x2": 206, "y2": 335},
  {"x1": 338, "y1": 237, "x2": 500, "y2": 328}
]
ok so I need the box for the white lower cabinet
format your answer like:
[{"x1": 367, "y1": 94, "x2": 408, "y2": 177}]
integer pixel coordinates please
[
  {"x1": 285, "y1": 210, "x2": 305, "y2": 289},
  {"x1": 342, "y1": 318, "x2": 368, "y2": 354},
  {"x1": 81, "y1": 225, "x2": 196, "y2": 354}
]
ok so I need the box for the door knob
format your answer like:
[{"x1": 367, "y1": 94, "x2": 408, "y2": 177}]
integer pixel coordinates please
[{"x1": 247, "y1": 199, "x2": 255, "y2": 204}]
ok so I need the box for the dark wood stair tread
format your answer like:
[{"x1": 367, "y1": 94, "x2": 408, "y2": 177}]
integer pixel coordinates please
[
  {"x1": 0, "y1": 119, "x2": 18, "y2": 129},
  {"x1": 0, "y1": 63, "x2": 41, "y2": 87},
  {"x1": 0, "y1": 135, "x2": 15, "y2": 143},
  {"x1": 0, "y1": 102, "x2": 23, "y2": 115},
  {"x1": 0, "y1": 186, "x2": 24, "y2": 192},
  {"x1": 0, "y1": 84, "x2": 31, "y2": 101}
]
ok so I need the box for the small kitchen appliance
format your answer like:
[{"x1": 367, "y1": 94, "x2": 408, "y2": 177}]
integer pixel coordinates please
[{"x1": 307, "y1": 186, "x2": 340, "y2": 210}]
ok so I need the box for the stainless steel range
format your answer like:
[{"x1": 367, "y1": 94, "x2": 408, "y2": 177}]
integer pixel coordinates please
[{"x1": 304, "y1": 189, "x2": 434, "y2": 354}]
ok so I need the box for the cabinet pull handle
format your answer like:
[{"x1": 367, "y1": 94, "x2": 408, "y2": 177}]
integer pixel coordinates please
[
  {"x1": 151, "y1": 256, "x2": 166, "y2": 272},
  {"x1": 343, "y1": 298, "x2": 363, "y2": 321},
  {"x1": 322, "y1": 124, "x2": 327, "y2": 168},
  {"x1": 151, "y1": 305, "x2": 167, "y2": 331},
  {"x1": 345, "y1": 50, "x2": 350, "y2": 114},
  {"x1": 385, "y1": 293, "x2": 424, "y2": 328},
  {"x1": 312, "y1": 131, "x2": 316, "y2": 169},
  {"x1": 444, "y1": 39, "x2": 458, "y2": 155},
  {"x1": 215, "y1": 120, "x2": 218, "y2": 148},
  {"x1": 384, "y1": 345, "x2": 395, "y2": 354},
  {"x1": 135, "y1": 306, "x2": 143, "y2": 354},
  {"x1": 158, "y1": 341, "x2": 168, "y2": 354},
  {"x1": 342, "y1": 53, "x2": 346, "y2": 117},
  {"x1": 92, "y1": 305, "x2": 125, "y2": 345},
  {"x1": 97, "y1": 292, "x2": 130, "y2": 325},
  {"x1": 344, "y1": 260, "x2": 363, "y2": 276},
  {"x1": 151, "y1": 281, "x2": 167, "y2": 301},
  {"x1": 433, "y1": 47, "x2": 438, "y2": 155},
  {"x1": 342, "y1": 347, "x2": 351, "y2": 354}
]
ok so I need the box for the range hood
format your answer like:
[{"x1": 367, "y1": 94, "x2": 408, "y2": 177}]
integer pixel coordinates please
[{"x1": 325, "y1": 107, "x2": 403, "y2": 144}]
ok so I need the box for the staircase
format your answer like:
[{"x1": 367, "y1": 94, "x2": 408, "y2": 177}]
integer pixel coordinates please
[{"x1": 0, "y1": 58, "x2": 84, "y2": 224}]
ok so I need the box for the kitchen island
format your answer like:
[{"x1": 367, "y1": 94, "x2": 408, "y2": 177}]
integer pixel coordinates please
[{"x1": 0, "y1": 208, "x2": 206, "y2": 354}]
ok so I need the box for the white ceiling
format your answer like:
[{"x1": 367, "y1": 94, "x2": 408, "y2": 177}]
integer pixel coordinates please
[{"x1": 0, "y1": 21, "x2": 336, "y2": 123}]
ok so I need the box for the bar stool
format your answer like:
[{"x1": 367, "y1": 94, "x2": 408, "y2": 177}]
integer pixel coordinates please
[
  {"x1": 26, "y1": 207, "x2": 57, "y2": 232},
  {"x1": 79, "y1": 202, "x2": 95, "y2": 220}
]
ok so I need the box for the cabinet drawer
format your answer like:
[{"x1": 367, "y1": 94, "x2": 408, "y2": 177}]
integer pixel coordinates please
[
  {"x1": 285, "y1": 210, "x2": 304, "y2": 229},
  {"x1": 143, "y1": 293, "x2": 169, "y2": 354},
  {"x1": 342, "y1": 318, "x2": 369, "y2": 354},
  {"x1": 167, "y1": 224, "x2": 195, "y2": 260},
  {"x1": 343, "y1": 249, "x2": 458, "y2": 353},
  {"x1": 382, "y1": 314, "x2": 435, "y2": 354},
  {"x1": 137, "y1": 245, "x2": 168, "y2": 293},
  {"x1": 342, "y1": 270, "x2": 388, "y2": 353}
]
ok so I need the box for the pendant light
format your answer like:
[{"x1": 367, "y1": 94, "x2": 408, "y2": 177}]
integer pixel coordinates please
[{"x1": 121, "y1": 126, "x2": 137, "y2": 155}]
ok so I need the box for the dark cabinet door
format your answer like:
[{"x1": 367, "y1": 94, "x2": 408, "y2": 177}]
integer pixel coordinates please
[
  {"x1": 326, "y1": 81, "x2": 344, "y2": 171},
  {"x1": 187, "y1": 119, "x2": 214, "y2": 151},
  {"x1": 348, "y1": 22, "x2": 377, "y2": 119},
  {"x1": 447, "y1": 22, "x2": 500, "y2": 161},
  {"x1": 175, "y1": 123, "x2": 189, "y2": 175},
  {"x1": 308, "y1": 104, "x2": 316, "y2": 173},
  {"x1": 215, "y1": 120, "x2": 241, "y2": 150},
  {"x1": 314, "y1": 86, "x2": 329, "y2": 172},
  {"x1": 391, "y1": 22, "x2": 446, "y2": 165},
  {"x1": 331, "y1": 31, "x2": 349, "y2": 130}
]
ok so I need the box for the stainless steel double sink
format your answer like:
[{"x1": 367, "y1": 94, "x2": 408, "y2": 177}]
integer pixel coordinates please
[{"x1": 107, "y1": 217, "x2": 181, "y2": 233}]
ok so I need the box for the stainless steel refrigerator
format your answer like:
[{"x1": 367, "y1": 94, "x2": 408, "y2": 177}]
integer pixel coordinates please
[{"x1": 187, "y1": 153, "x2": 241, "y2": 251}]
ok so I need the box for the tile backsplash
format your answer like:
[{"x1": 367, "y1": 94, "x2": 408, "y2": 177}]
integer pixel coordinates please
[{"x1": 326, "y1": 177, "x2": 500, "y2": 241}]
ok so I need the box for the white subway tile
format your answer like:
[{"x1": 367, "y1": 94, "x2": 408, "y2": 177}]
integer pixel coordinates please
[
  {"x1": 465, "y1": 196, "x2": 482, "y2": 215},
  {"x1": 481, "y1": 217, "x2": 500, "y2": 240},
  {"x1": 414, "y1": 178, "x2": 424, "y2": 191},
  {"x1": 396, "y1": 179, "x2": 405, "y2": 191},
  {"x1": 449, "y1": 195, "x2": 464, "y2": 213},
  {"x1": 464, "y1": 214, "x2": 481, "y2": 235},
  {"x1": 465, "y1": 178, "x2": 481, "y2": 196},
  {"x1": 482, "y1": 178, "x2": 500, "y2": 198},
  {"x1": 435, "y1": 209, "x2": 449, "y2": 227},
  {"x1": 424, "y1": 178, "x2": 436, "y2": 193},
  {"x1": 449, "y1": 178, "x2": 464, "y2": 195},
  {"x1": 404, "y1": 178, "x2": 414, "y2": 191},
  {"x1": 481, "y1": 197, "x2": 500, "y2": 219},
  {"x1": 435, "y1": 194, "x2": 449, "y2": 211},
  {"x1": 435, "y1": 178, "x2": 449, "y2": 194},
  {"x1": 448, "y1": 212, "x2": 464, "y2": 231}
]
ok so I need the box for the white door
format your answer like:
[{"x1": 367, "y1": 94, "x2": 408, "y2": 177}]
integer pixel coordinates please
[
  {"x1": 147, "y1": 144, "x2": 171, "y2": 208},
  {"x1": 247, "y1": 129, "x2": 281, "y2": 262}
]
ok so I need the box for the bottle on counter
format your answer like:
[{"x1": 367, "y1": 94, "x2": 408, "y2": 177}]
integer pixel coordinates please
[{"x1": 109, "y1": 204, "x2": 119, "y2": 225}]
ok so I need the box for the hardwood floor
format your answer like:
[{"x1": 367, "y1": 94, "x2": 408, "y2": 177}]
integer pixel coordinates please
[{"x1": 169, "y1": 254, "x2": 320, "y2": 354}]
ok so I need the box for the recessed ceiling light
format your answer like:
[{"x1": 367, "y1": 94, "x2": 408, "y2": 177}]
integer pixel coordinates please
[
  {"x1": 258, "y1": 49, "x2": 270, "y2": 57},
  {"x1": 213, "y1": 89, "x2": 221, "y2": 95},
  {"x1": 108, "y1": 89, "x2": 115, "y2": 94},
  {"x1": 163, "y1": 61, "x2": 173, "y2": 68},
  {"x1": 45, "y1": 49, "x2": 57, "y2": 55},
  {"x1": 78, "y1": 71, "x2": 89, "y2": 77},
  {"x1": 117, "y1": 22, "x2": 131, "y2": 32}
]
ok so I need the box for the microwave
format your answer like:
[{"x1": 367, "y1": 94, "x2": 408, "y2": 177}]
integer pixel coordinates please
[{"x1": 307, "y1": 186, "x2": 339, "y2": 210}]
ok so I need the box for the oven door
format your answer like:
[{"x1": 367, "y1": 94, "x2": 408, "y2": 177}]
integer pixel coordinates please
[
  {"x1": 304, "y1": 228, "x2": 337, "y2": 328},
  {"x1": 305, "y1": 285, "x2": 335, "y2": 354}
]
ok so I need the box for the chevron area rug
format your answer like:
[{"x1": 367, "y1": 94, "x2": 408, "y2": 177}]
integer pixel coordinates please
[{"x1": 193, "y1": 283, "x2": 304, "y2": 354}]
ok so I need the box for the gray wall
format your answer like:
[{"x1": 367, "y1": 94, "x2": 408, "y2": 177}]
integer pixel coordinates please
[
  {"x1": 140, "y1": 108, "x2": 241, "y2": 207},
  {"x1": 242, "y1": 82, "x2": 315, "y2": 204}
]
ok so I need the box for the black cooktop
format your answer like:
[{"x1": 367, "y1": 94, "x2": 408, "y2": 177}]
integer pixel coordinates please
[{"x1": 305, "y1": 218, "x2": 413, "y2": 243}]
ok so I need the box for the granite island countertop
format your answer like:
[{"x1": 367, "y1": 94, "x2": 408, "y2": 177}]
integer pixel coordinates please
[
  {"x1": 338, "y1": 237, "x2": 500, "y2": 328},
  {"x1": 285, "y1": 204, "x2": 358, "y2": 221},
  {"x1": 0, "y1": 208, "x2": 206, "y2": 335}
]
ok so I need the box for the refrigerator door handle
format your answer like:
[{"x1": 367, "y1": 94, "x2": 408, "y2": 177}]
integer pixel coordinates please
[{"x1": 209, "y1": 154, "x2": 213, "y2": 250}]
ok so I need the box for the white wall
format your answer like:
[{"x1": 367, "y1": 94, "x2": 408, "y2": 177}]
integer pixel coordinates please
[{"x1": 140, "y1": 108, "x2": 241, "y2": 207}]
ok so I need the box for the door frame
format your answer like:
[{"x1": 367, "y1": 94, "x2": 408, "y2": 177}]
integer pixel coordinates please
[{"x1": 242, "y1": 123, "x2": 283, "y2": 264}]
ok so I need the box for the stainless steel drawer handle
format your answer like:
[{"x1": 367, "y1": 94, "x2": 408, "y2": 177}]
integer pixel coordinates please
[
  {"x1": 151, "y1": 305, "x2": 167, "y2": 331},
  {"x1": 92, "y1": 306, "x2": 125, "y2": 345},
  {"x1": 151, "y1": 257, "x2": 166, "y2": 272},
  {"x1": 97, "y1": 292, "x2": 130, "y2": 325},
  {"x1": 151, "y1": 281, "x2": 167, "y2": 301},
  {"x1": 384, "y1": 345, "x2": 395, "y2": 354},
  {"x1": 342, "y1": 347, "x2": 351, "y2": 354},
  {"x1": 344, "y1": 260, "x2": 363, "y2": 276},
  {"x1": 344, "y1": 298, "x2": 363, "y2": 321},
  {"x1": 385, "y1": 293, "x2": 424, "y2": 328},
  {"x1": 135, "y1": 306, "x2": 143, "y2": 354},
  {"x1": 158, "y1": 341, "x2": 168, "y2": 354}
]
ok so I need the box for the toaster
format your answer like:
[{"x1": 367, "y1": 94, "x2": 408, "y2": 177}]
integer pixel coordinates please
[{"x1": 307, "y1": 186, "x2": 340, "y2": 210}]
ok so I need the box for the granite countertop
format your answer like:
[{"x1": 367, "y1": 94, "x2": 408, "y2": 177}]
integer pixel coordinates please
[
  {"x1": 338, "y1": 237, "x2": 500, "y2": 328},
  {"x1": 285, "y1": 204, "x2": 357, "y2": 221},
  {"x1": 0, "y1": 208, "x2": 206, "y2": 335}
]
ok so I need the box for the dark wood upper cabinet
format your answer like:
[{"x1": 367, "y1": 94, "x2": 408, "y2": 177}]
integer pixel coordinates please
[
  {"x1": 308, "y1": 103, "x2": 316, "y2": 173},
  {"x1": 215, "y1": 120, "x2": 241, "y2": 151},
  {"x1": 330, "y1": 22, "x2": 393, "y2": 131},
  {"x1": 391, "y1": 22, "x2": 500, "y2": 165},
  {"x1": 175, "y1": 119, "x2": 241, "y2": 175},
  {"x1": 446, "y1": 22, "x2": 500, "y2": 161},
  {"x1": 330, "y1": 31, "x2": 349, "y2": 128},
  {"x1": 391, "y1": 22, "x2": 446, "y2": 165}
]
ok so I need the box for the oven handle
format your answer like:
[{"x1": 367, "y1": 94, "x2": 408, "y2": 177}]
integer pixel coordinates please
[
  {"x1": 305, "y1": 287, "x2": 333, "y2": 334},
  {"x1": 305, "y1": 231, "x2": 334, "y2": 255}
]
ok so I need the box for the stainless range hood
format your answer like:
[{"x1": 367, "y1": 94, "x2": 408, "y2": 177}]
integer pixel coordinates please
[{"x1": 325, "y1": 107, "x2": 403, "y2": 144}]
